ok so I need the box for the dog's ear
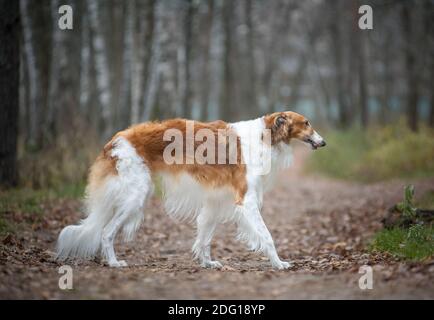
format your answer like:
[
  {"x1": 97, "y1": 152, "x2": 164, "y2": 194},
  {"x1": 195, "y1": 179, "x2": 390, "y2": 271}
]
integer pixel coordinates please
[
  {"x1": 269, "y1": 113, "x2": 293, "y2": 144},
  {"x1": 275, "y1": 115, "x2": 286, "y2": 127},
  {"x1": 274, "y1": 115, "x2": 293, "y2": 130}
]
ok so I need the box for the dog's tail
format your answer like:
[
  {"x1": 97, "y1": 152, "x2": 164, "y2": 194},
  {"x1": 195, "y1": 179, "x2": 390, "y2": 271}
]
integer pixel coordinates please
[{"x1": 56, "y1": 152, "x2": 117, "y2": 261}]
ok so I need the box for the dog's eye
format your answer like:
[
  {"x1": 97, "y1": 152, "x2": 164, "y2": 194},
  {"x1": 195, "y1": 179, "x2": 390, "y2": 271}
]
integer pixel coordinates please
[{"x1": 305, "y1": 120, "x2": 310, "y2": 127}]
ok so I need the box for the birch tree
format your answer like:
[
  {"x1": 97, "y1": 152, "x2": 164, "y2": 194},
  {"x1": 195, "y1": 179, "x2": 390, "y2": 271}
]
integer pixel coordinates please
[
  {"x1": 118, "y1": 0, "x2": 134, "y2": 127},
  {"x1": 198, "y1": 0, "x2": 215, "y2": 121},
  {"x1": 20, "y1": 0, "x2": 41, "y2": 148},
  {"x1": 141, "y1": 0, "x2": 162, "y2": 121},
  {"x1": 88, "y1": 0, "x2": 112, "y2": 136}
]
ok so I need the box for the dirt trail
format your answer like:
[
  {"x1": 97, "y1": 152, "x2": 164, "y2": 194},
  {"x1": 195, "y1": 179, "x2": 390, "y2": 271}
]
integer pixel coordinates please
[{"x1": 1, "y1": 148, "x2": 433, "y2": 299}]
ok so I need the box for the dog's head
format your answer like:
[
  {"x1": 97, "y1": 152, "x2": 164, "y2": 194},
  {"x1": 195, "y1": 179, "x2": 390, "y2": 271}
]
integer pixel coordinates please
[{"x1": 264, "y1": 111, "x2": 326, "y2": 150}]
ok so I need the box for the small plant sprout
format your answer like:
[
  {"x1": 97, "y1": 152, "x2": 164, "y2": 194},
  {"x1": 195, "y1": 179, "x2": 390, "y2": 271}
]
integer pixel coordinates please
[{"x1": 396, "y1": 185, "x2": 417, "y2": 219}]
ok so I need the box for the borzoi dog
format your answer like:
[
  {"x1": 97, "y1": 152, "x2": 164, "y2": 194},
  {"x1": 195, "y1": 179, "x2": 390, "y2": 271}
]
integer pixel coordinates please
[{"x1": 56, "y1": 111, "x2": 326, "y2": 269}]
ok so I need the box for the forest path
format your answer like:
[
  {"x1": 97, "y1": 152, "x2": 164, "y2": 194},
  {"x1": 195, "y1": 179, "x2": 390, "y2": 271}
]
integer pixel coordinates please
[{"x1": 1, "y1": 147, "x2": 434, "y2": 299}]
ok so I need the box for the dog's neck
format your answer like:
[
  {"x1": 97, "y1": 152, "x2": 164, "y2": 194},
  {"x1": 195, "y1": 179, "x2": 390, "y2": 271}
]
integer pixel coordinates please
[{"x1": 230, "y1": 116, "x2": 293, "y2": 192}]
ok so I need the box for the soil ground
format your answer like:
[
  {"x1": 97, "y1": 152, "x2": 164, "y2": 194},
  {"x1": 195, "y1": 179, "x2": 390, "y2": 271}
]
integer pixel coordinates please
[{"x1": 1, "y1": 148, "x2": 433, "y2": 299}]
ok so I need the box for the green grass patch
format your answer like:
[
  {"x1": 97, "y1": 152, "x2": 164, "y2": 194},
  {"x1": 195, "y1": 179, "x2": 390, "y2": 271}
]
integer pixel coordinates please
[
  {"x1": 307, "y1": 120, "x2": 434, "y2": 182},
  {"x1": 0, "y1": 183, "x2": 85, "y2": 237},
  {"x1": 371, "y1": 225, "x2": 434, "y2": 261},
  {"x1": 0, "y1": 182, "x2": 85, "y2": 213},
  {"x1": 1, "y1": 188, "x2": 47, "y2": 215},
  {"x1": 370, "y1": 185, "x2": 434, "y2": 261},
  {"x1": 0, "y1": 216, "x2": 15, "y2": 236}
]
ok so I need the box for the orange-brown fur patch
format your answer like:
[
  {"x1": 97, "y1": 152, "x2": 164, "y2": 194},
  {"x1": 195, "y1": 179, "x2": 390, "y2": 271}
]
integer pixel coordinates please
[
  {"x1": 104, "y1": 119, "x2": 247, "y2": 205},
  {"x1": 87, "y1": 153, "x2": 117, "y2": 195}
]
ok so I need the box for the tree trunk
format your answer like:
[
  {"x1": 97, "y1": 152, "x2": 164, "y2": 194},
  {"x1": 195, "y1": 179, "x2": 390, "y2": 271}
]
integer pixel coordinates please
[
  {"x1": 244, "y1": 0, "x2": 258, "y2": 117},
  {"x1": 261, "y1": 2, "x2": 293, "y2": 114},
  {"x1": 430, "y1": 57, "x2": 434, "y2": 127},
  {"x1": 288, "y1": 53, "x2": 308, "y2": 108},
  {"x1": 88, "y1": 0, "x2": 112, "y2": 137},
  {"x1": 353, "y1": 0, "x2": 369, "y2": 127},
  {"x1": 330, "y1": 0, "x2": 349, "y2": 128},
  {"x1": 182, "y1": 0, "x2": 195, "y2": 119},
  {"x1": 358, "y1": 45, "x2": 368, "y2": 128},
  {"x1": 0, "y1": 0, "x2": 20, "y2": 188},
  {"x1": 305, "y1": 14, "x2": 332, "y2": 122},
  {"x1": 49, "y1": 0, "x2": 83, "y2": 137},
  {"x1": 20, "y1": 0, "x2": 42, "y2": 149},
  {"x1": 119, "y1": 0, "x2": 134, "y2": 127},
  {"x1": 130, "y1": 0, "x2": 143, "y2": 124},
  {"x1": 426, "y1": 0, "x2": 434, "y2": 128},
  {"x1": 199, "y1": 0, "x2": 215, "y2": 121},
  {"x1": 141, "y1": 0, "x2": 162, "y2": 121},
  {"x1": 379, "y1": 31, "x2": 392, "y2": 125},
  {"x1": 108, "y1": 0, "x2": 125, "y2": 132},
  {"x1": 401, "y1": 4, "x2": 419, "y2": 132},
  {"x1": 79, "y1": 2, "x2": 91, "y2": 118},
  {"x1": 430, "y1": 68, "x2": 434, "y2": 128},
  {"x1": 19, "y1": 0, "x2": 53, "y2": 150},
  {"x1": 220, "y1": 0, "x2": 235, "y2": 121}
]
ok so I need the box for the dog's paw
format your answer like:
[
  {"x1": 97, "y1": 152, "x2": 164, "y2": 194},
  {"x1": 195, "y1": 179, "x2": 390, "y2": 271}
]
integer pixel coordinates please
[
  {"x1": 118, "y1": 260, "x2": 128, "y2": 267},
  {"x1": 201, "y1": 260, "x2": 223, "y2": 269},
  {"x1": 108, "y1": 260, "x2": 128, "y2": 268},
  {"x1": 272, "y1": 260, "x2": 293, "y2": 270}
]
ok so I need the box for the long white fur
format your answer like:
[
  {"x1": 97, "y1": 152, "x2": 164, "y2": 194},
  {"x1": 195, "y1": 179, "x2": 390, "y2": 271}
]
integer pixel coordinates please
[
  {"x1": 56, "y1": 116, "x2": 294, "y2": 269},
  {"x1": 56, "y1": 137, "x2": 152, "y2": 266},
  {"x1": 229, "y1": 117, "x2": 292, "y2": 269},
  {"x1": 56, "y1": 176, "x2": 122, "y2": 261},
  {"x1": 160, "y1": 172, "x2": 206, "y2": 223}
]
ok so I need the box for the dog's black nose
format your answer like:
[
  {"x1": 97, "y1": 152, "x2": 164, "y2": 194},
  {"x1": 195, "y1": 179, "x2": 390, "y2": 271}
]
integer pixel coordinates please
[{"x1": 320, "y1": 140, "x2": 326, "y2": 147}]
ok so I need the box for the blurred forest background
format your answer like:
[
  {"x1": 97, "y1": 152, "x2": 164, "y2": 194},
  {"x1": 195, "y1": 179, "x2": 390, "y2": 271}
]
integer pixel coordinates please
[
  {"x1": 0, "y1": 0, "x2": 434, "y2": 190},
  {"x1": 2, "y1": 1, "x2": 434, "y2": 299}
]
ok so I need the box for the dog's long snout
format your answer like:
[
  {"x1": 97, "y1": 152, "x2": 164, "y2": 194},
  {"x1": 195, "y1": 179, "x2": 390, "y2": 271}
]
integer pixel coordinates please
[{"x1": 310, "y1": 131, "x2": 326, "y2": 148}]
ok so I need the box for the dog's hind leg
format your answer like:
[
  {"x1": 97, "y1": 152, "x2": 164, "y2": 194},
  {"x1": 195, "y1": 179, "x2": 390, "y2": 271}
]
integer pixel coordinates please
[
  {"x1": 101, "y1": 208, "x2": 133, "y2": 267},
  {"x1": 192, "y1": 202, "x2": 222, "y2": 269},
  {"x1": 101, "y1": 137, "x2": 153, "y2": 267},
  {"x1": 101, "y1": 191, "x2": 149, "y2": 267}
]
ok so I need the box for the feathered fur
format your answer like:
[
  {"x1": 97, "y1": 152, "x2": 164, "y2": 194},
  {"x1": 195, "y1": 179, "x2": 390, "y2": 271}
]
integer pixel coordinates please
[{"x1": 56, "y1": 111, "x2": 325, "y2": 269}]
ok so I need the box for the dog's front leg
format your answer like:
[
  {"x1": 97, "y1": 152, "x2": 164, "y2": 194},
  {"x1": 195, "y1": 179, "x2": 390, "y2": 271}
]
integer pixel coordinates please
[
  {"x1": 236, "y1": 191, "x2": 291, "y2": 270},
  {"x1": 192, "y1": 203, "x2": 222, "y2": 269}
]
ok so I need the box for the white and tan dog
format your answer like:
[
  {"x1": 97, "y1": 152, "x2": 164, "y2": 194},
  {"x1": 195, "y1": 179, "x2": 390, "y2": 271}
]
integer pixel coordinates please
[{"x1": 56, "y1": 111, "x2": 326, "y2": 269}]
